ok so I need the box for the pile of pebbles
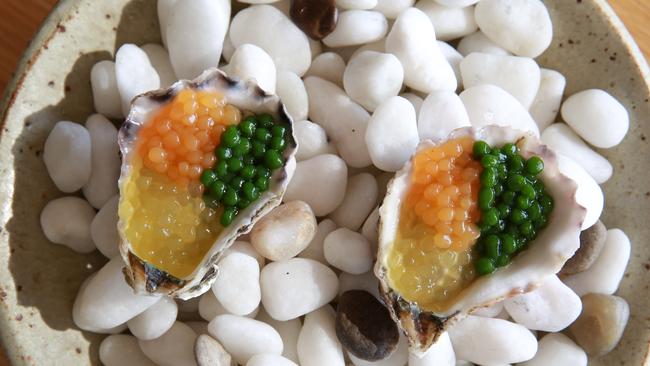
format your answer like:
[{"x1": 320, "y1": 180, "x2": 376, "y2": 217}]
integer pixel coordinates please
[{"x1": 39, "y1": 0, "x2": 632, "y2": 365}]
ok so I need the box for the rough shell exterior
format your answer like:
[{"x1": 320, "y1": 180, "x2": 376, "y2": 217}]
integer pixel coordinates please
[
  {"x1": 375, "y1": 126, "x2": 586, "y2": 355},
  {"x1": 117, "y1": 68, "x2": 297, "y2": 300}
]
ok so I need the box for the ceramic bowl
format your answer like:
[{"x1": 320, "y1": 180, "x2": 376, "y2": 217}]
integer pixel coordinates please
[{"x1": 0, "y1": 0, "x2": 649, "y2": 365}]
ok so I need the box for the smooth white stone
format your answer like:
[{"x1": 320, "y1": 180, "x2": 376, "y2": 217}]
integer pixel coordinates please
[
  {"x1": 257, "y1": 307, "x2": 302, "y2": 363},
  {"x1": 231, "y1": 5, "x2": 311, "y2": 75},
  {"x1": 209, "y1": 315, "x2": 283, "y2": 364},
  {"x1": 294, "y1": 120, "x2": 329, "y2": 161},
  {"x1": 277, "y1": 70, "x2": 309, "y2": 122},
  {"x1": 330, "y1": 173, "x2": 378, "y2": 231},
  {"x1": 561, "y1": 89, "x2": 629, "y2": 148},
  {"x1": 385, "y1": 8, "x2": 457, "y2": 93},
  {"x1": 304, "y1": 77, "x2": 372, "y2": 168},
  {"x1": 115, "y1": 44, "x2": 160, "y2": 115},
  {"x1": 194, "y1": 334, "x2": 232, "y2": 366},
  {"x1": 91, "y1": 61, "x2": 123, "y2": 119},
  {"x1": 157, "y1": 0, "x2": 178, "y2": 47},
  {"x1": 457, "y1": 31, "x2": 511, "y2": 56},
  {"x1": 556, "y1": 154, "x2": 603, "y2": 230},
  {"x1": 337, "y1": 0, "x2": 378, "y2": 10},
  {"x1": 520, "y1": 333, "x2": 587, "y2": 366},
  {"x1": 400, "y1": 93, "x2": 424, "y2": 115},
  {"x1": 305, "y1": 52, "x2": 346, "y2": 87},
  {"x1": 247, "y1": 354, "x2": 298, "y2": 366},
  {"x1": 351, "y1": 38, "x2": 387, "y2": 61},
  {"x1": 212, "y1": 253, "x2": 261, "y2": 316},
  {"x1": 139, "y1": 322, "x2": 197, "y2": 366},
  {"x1": 415, "y1": 1, "x2": 478, "y2": 41},
  {"x1": 240, "y1": 0, "x2": 283, "y2": 3},
  {"x1": 299, "y1": 219, "x2": 338, "y2": 264},
  {"x1": 408, "y1": 332, "x2": 455, "y2": 366},
  {"x1": 361, "y1": 206, "x2": 379, "y2": 251},
  {"x1": 432, "y1": 0, "x2": 479, "y2": 6},
  {"x1": 73, "y1": 257, "x2": 160, "y2": 330},
  {"x1": 460, "y1": 53, "x2": 541, "y2": 108},
  {"x1": 366, "y1": 96, "x2": 419, "y2": 171},
  {"x1": 437, "y1": 41, "x2": 463, "y2": 87},
  {"x1": 530, "y1": 69, "x2": 566, "y2": 131},
  {"x1": 338, "y1": 271, "x2": 380, "y2": 300},
  {"x1": 100, "y1": 335, "x2": 157, "y2": 366},
  {"x1": 349, "y1": 334, "x2": 408, "y2": 366},
  {"x1": 448, "y1": 316, "x2": 537, "y2": 365},
  {"x1": 91, "y1": 195, "x2": 119, "y2": 258},
  {"x1": 224, "y1": 240, "x2": 265, "y2": 268},
  {"x1": 165, "y1": 0, "x2": 230, "y2": 79},
  {"x1": 222, "y1": 34, "x2": 235, "y2": 63},
  {"x1": 373, "y1": 0, "x2": 415, "y2": 19},
  {"x1": 563, "y1": 229, "x2": 631, "y2": 296},
  {"x1": 128, "y1": 297, "x2": 178, "y2": 341},
  {"x1": 344, "y1": 51, "x2": 404, "y2": 111},
  {"x1": 199, "y1": 291, "x2": 228, "y2": 321},
  {"x1": 43, "y1": 121, "x2": 92, "y2": 192},
  {"x1": 297, "y1": 306, "x2": 345, "y2": 366},
  {"x1": 83, "y1": 114, "x2": 120, "y2": 208},
  {"x1": 41, "y1": 197, "x2": 96, "y2": 254},
  {"x1": 141, "y1": 43, "x2": 177, "y2": 87},
  {"x1": 324, "y1": 10, "x2": 388, "y2": 47},
  {"x1": 471, "y1": 301, "x2": 504, "y2": 318},
  {"x1": 459, "y1": 84, "x2": 539, "y2": 135},
  {"x1": 261, "y1": 258, "x2": 339, "y2": 321},
  {"x1": 226, "y1": 44, "x2": 277, "y2": 93},
  {"x1": 324, "y1": 228, "x2": 373, "y2": 274},
  {"x1": 418, "y1": 90, "x2": 470, "y2": 141},
  {"x1": 541, "y1": 123, "x2": 613, "y2": 183},
  {"x1": 475, "y1": 0, "x2": 553, "y2": 57}
]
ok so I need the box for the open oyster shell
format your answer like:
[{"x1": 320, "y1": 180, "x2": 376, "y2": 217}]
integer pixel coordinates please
[
  {"x1": 375, "y1": 126, "x2": 586, "y2": 355},
  {"x1": 117, "y1": 68, "x2": 297, "y2": 299}
]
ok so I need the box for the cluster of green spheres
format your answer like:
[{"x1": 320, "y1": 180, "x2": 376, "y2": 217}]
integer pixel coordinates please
[
  {"x1": 200, "y1": 113, "x2": 289, "y2": 226},
  {"x1": 472, "y1": 141, "x2": 554, "y2": 276}
]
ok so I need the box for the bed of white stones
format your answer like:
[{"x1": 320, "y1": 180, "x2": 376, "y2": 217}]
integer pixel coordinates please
[{"x1": 39, "y1": 0, "x2": 632, "y2": 365}]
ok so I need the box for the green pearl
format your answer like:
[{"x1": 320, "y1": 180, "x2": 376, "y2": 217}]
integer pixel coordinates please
[
  {"x1": 215, "y1": 146, "x2": 232, "y2": 161},
  {"x1": 243, "y1": 155, "x2": 256, "y2": 166},
  {"x1": 264, "y1": 149, "x2": 284, "y2": 170},
  {"x1": 481, "y1": 154, "x2": 498, "y2": 168},
  {"x1": 501, "y1": 143, "x2": 518, "y2": 157},
  {"x1": 506, "y1": 174, "x2": 526, "y2": 191},
  {"x1": 478, "y1": 187, "x2": 495, "y2": 210},
  {"x1": 480, "y1": 168, "x2": 498, "y2": 187},
  {"x1": 510, "y1": 208, "x2": 528, "y2": 224},
  {"x1": 482, "y1": 208, "x2": 499, "y2": 227},
  {"x1": 209, "y1": 180, "x2": 226, "y2": 200},
  {"x1": 271, "y1": 125, "x2": 286, "y2": 138},
  {"x1": 222, "y1": 126, "x2": 241, "y2": 148},
  {"x1": 255, "y1": 127, "x2": 272, "y2": 144},
  {"x1": 501, "y1": 234, "x2": 517, "y2": 255},
  {"x1": 516, "y1": 195, "x2": 532, "y2": 209},
  {"x1": 527, "y1": 202, "x2": 542, "y2": 221},
  {"x1": 525, "y1": 156, "x2": 544, "y2": 175},
  {"x1": 215, "y1": 160, "x2": 228, "y2": 177},
  {"x1": 220, "y1": 206, "x2": 238, "y2": 226},
  {"x1": 240, "y1": 165, "x2": 257, "y2": 180},
  {"x1": 475, "y1": 257, "x2": 496, "y2": 275},
  {"x1": 495, "y1": 255, "x2": 511, "y2": 268},
  {"x1": 257, "y1": 113, "x2": 274, "y2": 128},
  {"x1": 497, "y1": 203, "x2": 511, "y2": 218},
  {"x1": 501, "y1": 191, "x2": 516, "y2": 205},
  {"x1": 227, "y1": 157, "x2": 243, "y2": 172},
  {"x1": 473, "y1": 141, "x2": 491, "y2": 158},
  {"x1": 222, "y1": 188, "x2": 239, "y2": 206},
  {"x1": 540, "y1": 194, "x2": 554, "y2": 213},
  {"x1": 508, "y1": 155, "x2": 524, "y2": 172},
  {"x1": 255, "y1": 176, "x2": 270, "y2": 192},
  {"x1": 520, "y1": 183, "x2": 536, "y2": 198},
  {"x1": 232, "y1": 138, "x2": 251, "y2": 157},
  {"x1": 520, "y1": 221, "x2": 535, "y2": 238},
  {"x1": 242, "y1": 182, "x2": 259, "y2": 201},
  {"x1": 485, "y1": 235, "x2": 501, "y2": 259},
  {"x1": 256, "y1": 166, "x2": 271, "y2": 179},
  {"x1": 238, "y1": 199, "x2": 251, "y2": 209},
  {"x1": 200, "y1": 169, "x2": 218, "y2": 188},
  {"x1": 230, "y1": 176, "x2": 246, "y2": 190},
  {"x1": 270, "y1": 135, "x2": 287, "y2": 151},
  {"x1": 251, "y1": 140, "x2": 267, "y2": 159},
  {"x1": 239, "y1": 117, "x2": 257, "y2": 137}
]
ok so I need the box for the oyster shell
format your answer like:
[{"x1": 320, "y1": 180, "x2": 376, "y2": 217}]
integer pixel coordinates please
[
  {"x1": 117, "y1": 68, "x2": 297, "y2": 299},
  {"x1": 375, "y1": 126, "x2": 586, "y2": 355}
]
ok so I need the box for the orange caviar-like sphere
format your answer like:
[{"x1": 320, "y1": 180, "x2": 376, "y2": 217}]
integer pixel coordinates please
[{"x1": 136, "y1": 89, "x2": 242, "y2": 186}]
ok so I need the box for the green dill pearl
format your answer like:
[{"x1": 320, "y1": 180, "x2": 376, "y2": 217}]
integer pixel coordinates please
[
  {"x1": 527, "y1": 202, "x2": 542, "y2": 221},
  {"x1": 264, "y1": 149, "x2": 284, "y2": 170},
  {"x1": 230, "y1": 176, "x2": 246, "y2": 190},
  {"x1": 473, "y1": 140, "x2": 491, "y2": 158},
  {"x1": 497, "y1": 203, "x2": 511, "y2": 218},
  {"x1": 480, "y1": 168, "x2": 498, "y2": 187},
  {"x1": 481, "y1": 154, "x2": 499, "y2": 168},
  {"x1": 516, "y1": 195, "x2": 532, "y2": 209},
  {"x1": 495, "y1": 255, "x2": 511, "y2": 267},
  {"x1": 496, "y1": 164, "x2": 508, "y2": 180},
  {"x1": 493, "y1": 150, "x2": 508, "y2": 162},
  {"x1": 215, "y1": 146, "x2": 232, "y2": 161},
  {"x1": 481, "y1": 208, "x2": 499, "y2": 227},
  {"x1": 239, "y1": 117, "x2": 257, "y2": 137},
  {"x1": 221, "y1": 172, "x2": 234, "y2": 183},
  {"x1": 504, "y1": 224, "x2": 519, "y2": 237},
  {"x1": 494, "y1": 183, "x2": 504, "y2": 196},
  {"x1": 242, "y1": 182, "x2": 260, "y2": 201},
  {"x1": 520, "y1": 182, "x2": 537, "y2": 198},
  {"x1": 226, "y1": 157, "x2": 243, "y2": 172},
  {"x1": 526, "y1": 156, "x2": 544, "y2": 175},
  {"x1": 251, "y1": 140, "x2": 266, "y2": 159},
  {"x1": 534, "y1": 216, "x2": 548, "y2": 229},
  {"x1": 220, "y1": 206, "x2": 238, "y2": 226},
  {"x1": 238, "y1": 198, "x2": 251, "y2": 209},
  {"x1": 539, "y1": 194, "x2": 554, "y2": 213},
  {"x1": 200, "y1": 169, "x2": 218, "y2": 188},
  {"x1": 255, "y1": 176, "x2": 270, "y2": 192},
  {"x1": 240, "y1": 165, "x2": 257, "y2": 180},
  {"x1": 519, "y1": 221, "x2": 535, "y2": 238},
  {"x1": 257, "y1": 113, "x2": 274, "y2": 128},
  {"x1": 484, "y1": 235, "x2": 501, "y2": 259},
  {"x1": 209, "y1": 180, "x2": 226, "y2": 200},
  {"x1": 215, "y1": 160, "x2": 229, "y2": 178},
  {"x1": 476, "y1": 257, "x2": 496, "y2": 275},
  {"x1": 222, "y1": 188, "x2": 239, "y2": 206},
  {"x1": 222, "y1": 126, "x2": 241, "y2": 148},
  {"x1": 501, "y1": 191, "x2": 516, "y2": 205},
  {"x1": 510, "y1": 208, "x2": 528, "y2": 224},
  {"x1": 243, "y1": 155, "x2": 256, "y2": 166},
  {"x1": 501, "y1": 143, "x2": 518, "y2": 157},
  {"x1": 533, "y1": 180, "x2": 545, "y2": 195},
  {"x1": 256, "y1": 166, "x2": 271, "y2": 179},
  {"x1": 506, "y1": 174, "x2": 526, "y2": 191},
  {"x1": 232, "y1": 138, "x2": 251, "y2": 157},
  {"x1": 501, "y1": 234, "x2": 517, "y2": 255},
  {"x1": 508, "y1": 155, "x2": 524, "y2": 172},
  {"x1": 270, "y1": 135, "x2": 287, "y2": 151},
  {"x1": 271, "y1": 125, "x2": 287, "y2": 138},
  {"x1": 255, "y1": 127, "x2": 272, "y2": 144},
  {"x1": 478, "y1": 187, "x2": 495, "y2": 210}
]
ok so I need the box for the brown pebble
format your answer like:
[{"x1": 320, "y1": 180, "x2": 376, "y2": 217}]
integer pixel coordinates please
[
  {"x1": 336, "y1": 290, "x2": 399, "y2": 361},
  {"x1": 560, "y1": 220, "x2": 606, "y2": 275},
  {"x1": 195, "y1": 334, "x2": 232, "y2": 366},
  {"x1": 290, "y1": 0, "x2": 338, "y2": 40},
  {"x1": 569, "y1": 293, "x2": 629, "y2": 356}
]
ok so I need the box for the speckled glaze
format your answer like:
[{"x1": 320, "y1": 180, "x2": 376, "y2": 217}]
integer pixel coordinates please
[{"x1": 0, "y1": 0, "x2": 648, "y2": 365}]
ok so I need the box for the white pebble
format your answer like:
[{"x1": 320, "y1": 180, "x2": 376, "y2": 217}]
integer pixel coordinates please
[
  {"x1": 299, "y1": 219, "x2": 338, "y2": 264},
  {"x1": 297, "y1": 306, "x2": 345, "y2": 366},
  {"x1": 556, "y1": 154, "x2": 603, "y2": 230},
  {"x1": 43, "y1": 121, "x2": 92, "y2": 192},
  {"x1": 157, "y1": 0, "x2": 178, "y2": 47},
  {"x1": 361, "y1": 206, "x2": 379, "y2": 249},
  {"x1": 99, "y1": 335, "x2": 156, "y2": 366},
  {"x1": 541, "y1": 123, "x2": 613, "y2": 183},
  {"x1": 385, "y1": 8, "x2": 457, "y2": 93},
  {"x1": 305, "y1": 52, "x2": 346, "y2": 87},
  {"x1": 195, "y1": 334, "x2": 232, "y2": 366},
  {"x1": 459, "y1": 84, "x2": 539, "y2": 135},
  {"x1": 294, "y1": 120, "x2": 329, "y2": 161},
  {"x1": 231, "y1": 5, "x2": 311, "y2": 75},
  {"x1": 373, "y1": 0, "x2": 415, "y2": 19},
  {"x1": 504, "y1": 275, "x2": 581, "y2": 332},
  {"x1": 366, "y1": 96, "x2": 419, "y2": 171},
  {"x1": 563, "y1": 229, "x2": 631, "y2": 297},
  {"x1": 277, "y1": 70, "x2": 309, "y2": 122},
  {"x1": 212, "y1": 253, "x2": 261, "y2": 316},
  {"x1": 330, "y1": 173, "x2": 378, "y2": 231},
  {"x1": 304, "y1": 77, "x2": 372, "y2": 168},
  {"x1": 128, "y1": 297, "x2": 178, "y2": 341},
  {"x1": 139, "y1": 322, "x2": 197, "y2": 366},
  {"x1": 448, "y1": 316, "x2": 537, "y2": 365},
  {"x1": 115, "y1": 44, "x2": 161, "y2": 115},
  {"x1": 408, "y1": 332, "x2": 455, "y2": 366},
  {"x1": 475, "y1": 0, "x2": 553, "y2": 57},
  {"x1": 247, "y1": 354, "x2": 298, "y2": 366},
  {"x1": 351, "y1": 38, "x2": 387, "y2": 60},
  {"x1": 83, "y1": 114, "x2": 120, "y2": 208},
  {"x1": 349, "y1": 334, "x2": 408, "y2": 366},
  {"x1": 460, "y1": 53, "x2": 541, "y2": 109},
  {"x1": 530, "y1": 69, "x2": 566, "y2": 131},
  {"x1": 224, "y1": 240, "x2": 265, "y2": 268},
  {"x1": 141, "y1": 43, "x2": 177, "y2": 87},
  {"x1": 400, "y1": 93, "x2": 424, "y2": 115},
  {"x1": 91, "y1": 195, "x2": 120, "y2": 258},
  {"x1": 344, "y1": 51, "x2": 404, "y2": 112},
  {"x1": 337, "y1": 0, "x2": 377, "y2": 10},
  {"x1": 73, "y1": 257, "x2": 159, "y2": 330},
  {"x1": 415, "y1": 1, "x2": 478, "y2": 41},
  {"x1": 520, "y1": 333, "x2": 587, "y2": 366},
  {"x1": 164, "y1": 0, "x2": 230, "y2": 79},
  {"x1": 418, "y1": 90, "x2": 470, "y2": 141},
  {"x1": 225, "y1": 44, "x2": 277, "y2": 93},
  {"x1": 222, "y1": 34, "x2": 235, "y2": 63},
  {"x1": 209, "y1": 314, "x2": 283, "y2": 364},
  {"x1": 561, "y1": 89, "x2": 629, "y2": 148},
  {"x1": 261, "y1": 258, "x2": 339, "y2": 321},
  {"x1": 41, "y1": 197, "x2": 96, "y2": 254},
  {"x1": 91, "y1": 61, "x2": 123, "y2": 119},
  {"x1": 257, "y1": 308, "x2": 302, "y2": 363},
  {"x1": 285, "y1": 154, "x2": 348, "y2": 216},
  {"x1": 338, "y1": 271, "x2": 380, "y2": 300},
  {"x1": 324, "y1": 228, "x2": 373, "y2": 274},
  {"x1": 323, "y1": 10, "x2": 388, "y2": 48},
  {"x1": 457, "y1": 31, "x2": 511, "y2": 56},
  {"x1": 198, "y1": 291, "x2": 228, "y2": 321},
  {"x1": 432, "y1": 0, "x2": 479, "y2": 6},
  {"x1": 437, "y1": 41, "x2": 463, "y2": 87}
]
